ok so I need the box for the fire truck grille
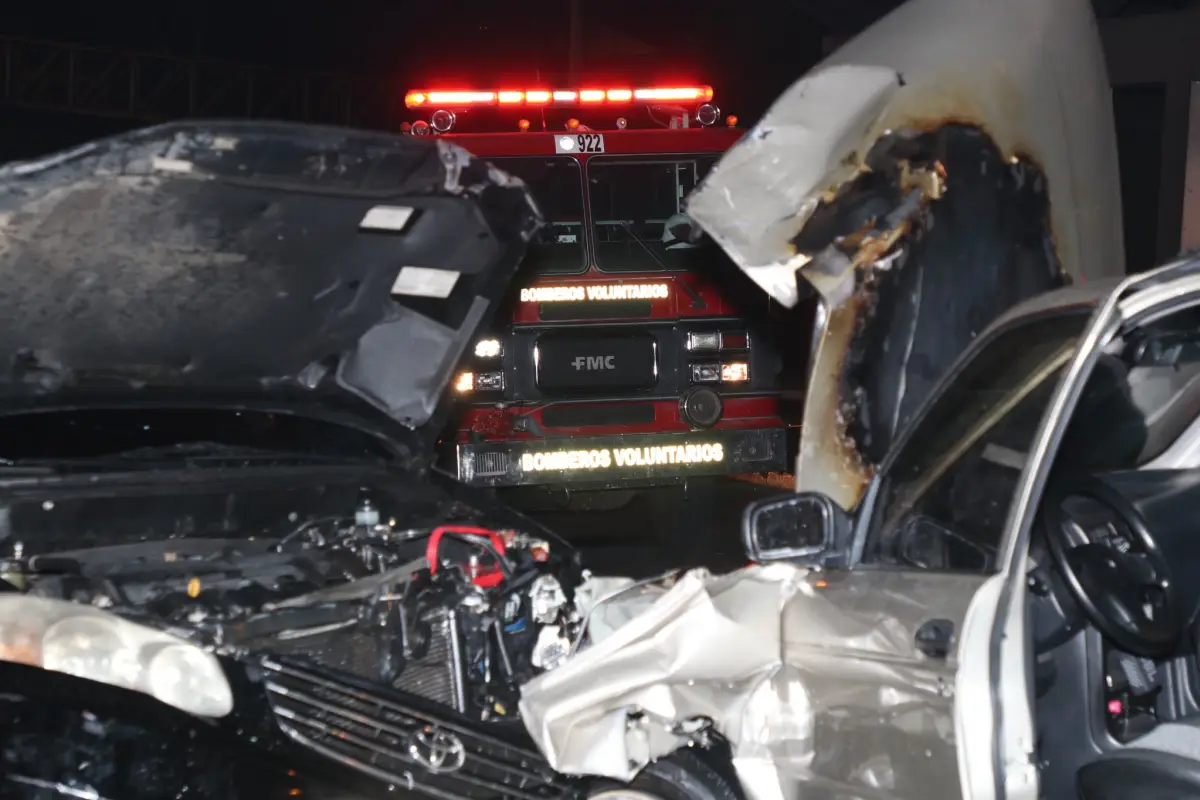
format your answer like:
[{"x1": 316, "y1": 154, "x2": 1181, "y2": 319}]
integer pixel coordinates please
[
  {"x1": 474, "y1": 451, "x2": 510, "y2": 477},
  {"x1": 538, "y1": 300, "x2": 652, "y2": 321},
  {"x1": 535, "y1": 332, "x2": 657, "y2": 393}
]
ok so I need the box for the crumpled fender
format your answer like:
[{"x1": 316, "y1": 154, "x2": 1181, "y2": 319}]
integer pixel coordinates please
[
  {"x1": 519, "y1": 565, "x2": 812, "y2": 782},
  {"x1": 519, "y1": 565, "x2": 952, "y2": 799}
]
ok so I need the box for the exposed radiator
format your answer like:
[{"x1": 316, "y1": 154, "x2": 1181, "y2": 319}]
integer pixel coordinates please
[
  {"x1": 401, "y1": 607, "x2": 465, "y2": 712},
  {"x1": 261, "y1": 658, "x2": 569, "y2": 800},
  {"x1": 254, "y1": 608, "x2": 465, "y2": 713},
  {"x1": 263, "y1": 623, "x2": 384, "y2": 678}
]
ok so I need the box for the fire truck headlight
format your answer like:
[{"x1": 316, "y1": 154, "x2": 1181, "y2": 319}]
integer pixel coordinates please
[
  {"x1": 721, "y1": 362, "x2": 750, "y2": 383},
  {"x1": 474, "y1": 339, "x2": 503, "y2": 359},
  {"x1": 455, "y1": 372, "x2": 475, "y2": 393},
  {"x1": 690, "y1": 362, "x2": 721, "y2": 384},
  {"x1": 475, "y1": 372, "x2": 505, "y2": 392},
  {"x1": 687, "y1": 332, "x2": 721, "y2": 352}
]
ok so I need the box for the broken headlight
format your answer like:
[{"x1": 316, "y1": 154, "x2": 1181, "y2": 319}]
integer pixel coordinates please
[{"x1": 0, "y1": 595, "x2": 233, "y2": 718}]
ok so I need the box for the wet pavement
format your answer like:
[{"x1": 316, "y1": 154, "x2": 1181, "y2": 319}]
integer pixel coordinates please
[{"x1": 510, "y1": 478, "x2": 785, "y2": 578}]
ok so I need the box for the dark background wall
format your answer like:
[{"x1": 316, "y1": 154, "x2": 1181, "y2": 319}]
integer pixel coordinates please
[
  {"x1": 0, "y1": 0, "x2": 823, "y2": 160},
  {"x1": 3, "y1": 0, "x2": 1200, "y2": 273},
  {"x1": 1114, "y1": 85, "x2": 1168, "y2": 272}
]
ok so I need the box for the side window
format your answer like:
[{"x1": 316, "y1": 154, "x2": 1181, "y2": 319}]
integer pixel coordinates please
[{"x1": 862, "y1": 313, "x2": 1089, "y2": 573}]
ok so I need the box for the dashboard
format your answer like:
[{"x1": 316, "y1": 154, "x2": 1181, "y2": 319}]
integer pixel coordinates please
[{"x1": 1029, "y1": 466, "x2": 1200, "y2": 744}]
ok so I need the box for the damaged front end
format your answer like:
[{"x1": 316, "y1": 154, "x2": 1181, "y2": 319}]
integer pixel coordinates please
[
  {"x1": 518, "y1": 0, "x2": 1125, "y2": 797},
  {"x1": 521, "y1": 565, "x2": 962, "y2": 800},
  {"x1": 687, "y1": 0, "x2": 1125, "y2": 509}
]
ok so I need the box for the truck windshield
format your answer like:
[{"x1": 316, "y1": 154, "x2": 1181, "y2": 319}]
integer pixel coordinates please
[
  {"x1": 587, "y1": 155, "x2": 724, "y2": 273},
  {"x1": 488, "y1": 156, "x2": 586, "y2": 275}
]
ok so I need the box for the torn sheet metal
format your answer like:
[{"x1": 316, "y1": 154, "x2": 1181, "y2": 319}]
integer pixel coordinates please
[
  {"x1": 520, "y1": 567, "x2": 979, "y2": 800},
  {"x1": 686, "y1": 0, "x2": 1124, "y2": 510},
  {"x1": 572, "y1": 575, "x2": 670, "y2": 645}
]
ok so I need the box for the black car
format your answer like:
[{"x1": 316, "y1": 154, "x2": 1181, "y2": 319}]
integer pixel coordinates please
[{"x1": 0, "y1": 122, "x2": 737, "y2": 800}]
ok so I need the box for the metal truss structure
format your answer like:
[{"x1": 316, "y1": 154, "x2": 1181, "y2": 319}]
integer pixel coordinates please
[
  {"x1": 0, "y1": 35, "x2": 406, "y2": 131},
  {"x1": 789, "y1": 0, "x2": 1200, "y2": 35}
]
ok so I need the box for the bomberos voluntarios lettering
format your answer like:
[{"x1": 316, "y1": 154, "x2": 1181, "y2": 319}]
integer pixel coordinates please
[
  {"x1": 520, "y1": 283, "x2": 670, "y2": 303},
  {"x1": 520, "y1": 443, "x2": 724, "y2": 472}
]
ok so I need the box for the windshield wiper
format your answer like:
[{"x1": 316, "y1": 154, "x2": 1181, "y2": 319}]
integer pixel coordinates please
[
  {"x1": 618, "y1": 220, "x2": 669, "y2": 270},
  {"x1": 616, "y1": 220, "x2": 707, "y2": 309}
]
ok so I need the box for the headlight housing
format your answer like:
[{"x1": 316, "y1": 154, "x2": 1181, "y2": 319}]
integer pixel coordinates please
[
  {"x1": 474, "y1": 338, "x2": 503, "y2": 359},
  {"x1": 0, "y1": 595, "x2": 233, "y2": 717}
]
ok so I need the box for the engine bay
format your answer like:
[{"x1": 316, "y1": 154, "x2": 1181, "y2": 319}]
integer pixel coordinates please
[{"x1": 0, "y1": 472, "x2": 585, "y2": 724}]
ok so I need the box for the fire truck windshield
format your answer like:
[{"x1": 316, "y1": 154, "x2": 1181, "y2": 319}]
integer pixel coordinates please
[
  {"x1": 587, "y1": 155, "x2": 721, "y2": 273},
  {"x1": 487, "y1": 156, "x2": 586, "y2": 274}
]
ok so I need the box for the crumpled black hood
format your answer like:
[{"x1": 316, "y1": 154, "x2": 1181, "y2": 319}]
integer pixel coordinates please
[{"x1": 0, "y1": 121, "x2": 540, "y2": 463}]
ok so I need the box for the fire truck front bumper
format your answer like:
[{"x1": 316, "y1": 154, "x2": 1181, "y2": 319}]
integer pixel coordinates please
[{"x1": 452, "y1": 427, "x2": 788, "y2": 488}]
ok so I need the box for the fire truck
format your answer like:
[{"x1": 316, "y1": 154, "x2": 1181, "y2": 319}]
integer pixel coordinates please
[{"x1": 403, "y1": 84, "x2": 791, "y2": 504}]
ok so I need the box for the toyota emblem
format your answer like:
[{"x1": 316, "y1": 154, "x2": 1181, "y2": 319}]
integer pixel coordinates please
[{"x1": 408, "y1": 725, "x2": 467, "y2": 774}]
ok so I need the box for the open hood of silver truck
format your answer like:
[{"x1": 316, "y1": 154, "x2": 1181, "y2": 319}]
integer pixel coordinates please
[{"x1": 687, "y1": 0, "x2": 1125, "y2": 508}]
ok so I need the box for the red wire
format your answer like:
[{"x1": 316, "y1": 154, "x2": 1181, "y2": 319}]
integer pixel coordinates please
[{"x1": 425, "y1": 525, "x2": 508, "y2": 588}]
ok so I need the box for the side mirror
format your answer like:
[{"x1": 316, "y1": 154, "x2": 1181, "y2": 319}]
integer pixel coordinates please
[
  {"x1": 664, "y1": 216, "x2": 703, "y2": 249},
  {"x1": 741, "y1": 491, "x2": 850, "y2": 564}
]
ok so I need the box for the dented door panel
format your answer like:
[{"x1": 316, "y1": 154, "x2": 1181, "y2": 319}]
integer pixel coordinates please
[{"x1": 760, "y1": 569, "x2": 985, "y2": 800}]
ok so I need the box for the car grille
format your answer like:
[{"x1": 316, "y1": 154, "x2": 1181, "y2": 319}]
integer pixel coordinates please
[{"x1": 262, "y1": 658, "x2": 570, "y2": 800}]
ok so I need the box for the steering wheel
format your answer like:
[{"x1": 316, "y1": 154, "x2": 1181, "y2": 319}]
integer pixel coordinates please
[{"x1": 1043, "y1": 476, "x2": 1183, "y2": 658}]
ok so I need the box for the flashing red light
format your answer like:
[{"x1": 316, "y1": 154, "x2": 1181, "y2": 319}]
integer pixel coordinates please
[
  {"x1": 634, "y1": 86, "x2": 714, "y2": 102},
  {"x1": 518, "y1": 119, "x2": 531, "y2": 131},
  {"x1": 403, "y1": 85, "x2": 714, "y2": 109},
  {"x1": 726, "y1": 114, "x2": 739, "y2": 127},
  {"x1": 566, "y1": 118, "x2": 581, "y2": 131},
  {"x1": 429, "y1": 90, "x2": 495, "y2": 105}
]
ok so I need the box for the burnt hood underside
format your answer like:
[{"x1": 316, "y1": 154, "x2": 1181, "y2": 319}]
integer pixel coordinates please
[
  {"x1": 0, "y1": 121, "x2": 540, "y2": 459},
  {"x1": 687, "y1": 0, "x2": 1125, "y2": 508}
]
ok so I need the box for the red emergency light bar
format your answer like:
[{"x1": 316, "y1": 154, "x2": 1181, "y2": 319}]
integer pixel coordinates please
[{"x1": 404, "y1": 85, "x2": 714, "y2": 110}]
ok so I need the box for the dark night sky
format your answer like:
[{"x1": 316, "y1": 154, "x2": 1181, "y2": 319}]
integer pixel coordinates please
[
  {"x1": 0, "y1": 1, "x2": 1192, "y2": 274},
  {"x1": 0, "y1": 0, "x2": 826, "y2": 160}
]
